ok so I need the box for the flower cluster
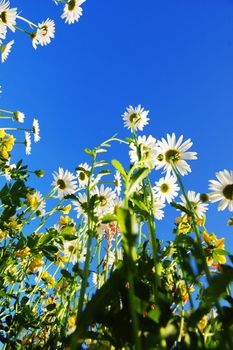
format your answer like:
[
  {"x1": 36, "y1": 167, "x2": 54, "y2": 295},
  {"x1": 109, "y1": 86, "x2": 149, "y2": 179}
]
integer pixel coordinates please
[{"x1": 0, "y1": 0, "x2": 86, "y2": 62}]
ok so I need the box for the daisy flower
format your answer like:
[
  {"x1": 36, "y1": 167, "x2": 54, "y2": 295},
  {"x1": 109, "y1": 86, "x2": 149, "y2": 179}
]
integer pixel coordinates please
[
  {"x1": 153, "y1": 199, "x2": 165, "y2": 220},
  {"x1": 114, "y1": 171, "x2": 122, "y2": 196},
  {"x1": 1, "y1": 39, "x2": 14, "y2": 62},
  {"x1": 93, "y1": 184, "x2": 116, "y2": 219},
  {"x1": 122, "y1": 104, "x2": 149, "y2": 131},
  {"x1": 61, "y1": 0, "x2": 86, "y2": 24},
  {"x1": 153, "y1": 173, "x2": 180, "y2": 203},
  {"x1": 31, "y1": 27, "x2": 45, "y2": 50},
  {"x1": 0, "y1": 22, "x2": 7, "y2": 44},
  {"x1": 76, "y1": 162, "x2": 91, "y2": 187},
  {"x1": 179, "y1": 190, "x2": 208, "y2": 218},
  {"x1": 155, "y1": 133, "x2": 197, "y2": 176},
  {"x1": 32, "y1": 118, "x2": 40, "y2": 142},
  {"x1": 129, "y1": 135, "x2": 158, "y2": 169},
  {"x1": 13, "y1": 111, "x2": 24, "y2": 123},
  {"x1": 0, "y1": 1, "x2": 17, "y2": 32},
  {"x1": 52, "y1": 168, "x2": 77, "y2": 199},
  {"x1": 24, "y1": 132, "x2": 31, "y2": 155},
  {"x1": 63, "y1": 239, "x2": 86, "y2": 264},
  {"x1": 37, "y1": 18, "x2": 55, "y2": 46},
  {"x1": 208, "y1": 169, "x2": 233, "y2": 211},
  {"x1": 73, "y1": 192, "x2": 88, "y2": 219}
]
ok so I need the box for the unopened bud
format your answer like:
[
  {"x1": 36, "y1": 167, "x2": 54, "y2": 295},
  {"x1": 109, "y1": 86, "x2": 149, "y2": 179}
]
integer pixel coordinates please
[
  {"x1": 200, "y1": 193, "x2": 209, "y2": 203},
  {"x1": 34, "y1": 169, "x2": 44, "y2": 178}
]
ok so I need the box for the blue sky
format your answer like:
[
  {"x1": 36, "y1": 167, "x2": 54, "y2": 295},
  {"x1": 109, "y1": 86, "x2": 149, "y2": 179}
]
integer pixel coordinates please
[{"x1": 1, "y1": 0, "x2": 233, "y2": 248}]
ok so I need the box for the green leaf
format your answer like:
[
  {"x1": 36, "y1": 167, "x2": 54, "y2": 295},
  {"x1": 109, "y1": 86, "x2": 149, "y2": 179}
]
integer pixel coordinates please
[
  {"x1": 170, "y1": 202, "x2": 192, "y2": 216},
  {"x1": 112, "y1": 159, "x2": 127, "y2": 179},
  {"x1": 127, "y1": 167, "x2": 150, "y2": 197},
  {"x1": 62, "y1": 234, "x2": 78, "y2": 241},
  {"x1": 84, "y1": 148, "x2": 94, "y2": 157},
  {"x1": 214, "y1": 249, "x2": 230, "y2": 256},
  {"x1": 61, "y1": 269, "x2": 73, "y2": 279},
  {"x1": 101, "y1": 213, "x2": 118, "y2": 224},
  {"x1": 94, "y1": 160, "x2": 109, "y2": 167}
]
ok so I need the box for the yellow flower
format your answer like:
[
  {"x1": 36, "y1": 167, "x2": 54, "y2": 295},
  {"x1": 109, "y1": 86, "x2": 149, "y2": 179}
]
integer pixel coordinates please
[
  {"x1": 60, "y1": 204, "x2": 72, "y2": 214},
  {"x1": 177, "y1": 216, "x2": 192, "y2": 234},
  {"x1": 58, "y1": 215, "x2": 74, "y2": 227},
  {"x1": 0, "y1": 229, "x2": 7, "y2": 239},
  {"x1": 16, "y1": 246, "x2": 31, "y2": 259},
  {"x1": 180, "y1": 283, "x2": 195, "y2": 304},
  {"x1": 5, "y1": 135, "x2": 15, "y2": 151},
  {"x1": 53, "y1": 253, "x2": 68, "y2": 268},
  {"x1": 41, "y1": 271, "x2": 56, "y2": 288},
  {"x1": 68, "y1": 313, "x2": 77, "y2": 329},
  {"x1": 203, "y1": 231, "x2": 225, "y2": 249},
  {"x1": 5, "y1": 217, "x2": 22, "y2": 231},
  {"x1": 203, "y1": 231, "x2": 227, "y2": 266},
  {"x1": 0, "y1": 129, "x2": 6, "y2": 138},
  {"x1": 26, "y1": 194, "x2": 39, "y2": 210},
  {"x1": 1, "y1": 148, "x2": 9, "y2": 159},
  {"x1": 29, "y1": 258, "x2": 43, "y2": 272},
  {"x1": 198, "y1": 315, "x2": 207, "y2": 333}
]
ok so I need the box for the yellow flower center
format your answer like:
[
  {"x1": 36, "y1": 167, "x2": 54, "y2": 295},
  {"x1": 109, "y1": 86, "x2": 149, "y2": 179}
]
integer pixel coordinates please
[
  {"x1": 57, "y1": 179, "x2": 66, "y2": 189},
  {"x1": 160, "y1": 183, "x2": 169, "y2": 193},
  {"x1": 223, "y1": 184, "x2": 233, "y2": 200},
  {"x1": 68, "y1": 0, "x2": 76, "y2": 11},
  {"x1": 165, "y1": 149, "x2": 181, "y2": 163}
]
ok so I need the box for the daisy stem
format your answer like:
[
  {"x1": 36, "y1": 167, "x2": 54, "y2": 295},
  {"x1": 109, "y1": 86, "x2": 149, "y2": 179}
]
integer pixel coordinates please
[
  {"x1": 16, "y1": 15, "x2": 37, "y2": 28},
  {"x1": 0, "y1": 109, "x2": 13, "y2": 114},
  {"x1": 0, "y1": 116, "x2": 13, "y2": 120},
  {"x1": 2, "y1": 127, "x2": 29, "y2": 131},
  {"x1": 144, "y1": 178, "x2": 160, "y2": 301},
  {"x1": 170, "y1": 162, "x2": 227, "y2": 321},
  {"x1": 14, "y1": 25, "x2": 32, "y2": 36},
  {"x1": 77, "y1": 151, "x2": 97, "y2": 321}
]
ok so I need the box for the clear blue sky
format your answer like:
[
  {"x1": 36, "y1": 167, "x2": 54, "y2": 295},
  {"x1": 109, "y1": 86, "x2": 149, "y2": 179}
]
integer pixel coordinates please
[{"x1": 1, "y1": 0, "x2": 233, "y2": 248}]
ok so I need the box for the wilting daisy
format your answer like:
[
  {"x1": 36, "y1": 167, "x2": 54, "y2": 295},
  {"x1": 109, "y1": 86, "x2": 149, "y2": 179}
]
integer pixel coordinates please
[
  {"x1": 114, "y1": 171, "x2": 122, "y2": 196},
  {"x1": 13, "y1": 111, "x2": 24, "y2": 123},
  {"x1": 93, "y1": 184, "x2": 116, "y2": 218},
  {"x1": 37, "y1": 18, "x2": 55, "y2": 46},
  {"x1": 1, "y1": 39, "x2": 14, "y2": 62},
  {"x1": 63, "y1": 239, "x2": 86, "y2": 264},
  {"x1": 155, "y1": 133, "x2": 197, "y2": 176},
  {"x1": 0, "y1": 1, "x2": 17, "y2": 32},
  {"x1": 52, "y1": 168, "x2": 77, "y2": 199},
  {"x1": 153, "y1": 199, "x2": 165, "y2": 220},
  {"x1": 122, "y1": 104, "x2": 149, "y2": 131},
  {"x1": 24, "y1": 132, "x2": 31, "y2": 155},
  {"x1": 32, "y1": 118, "x2": 40, "y2": 142},
  {"x1": 208, "y1": 170, "x2": 233, "y2": 211},
  {"x1": 76, "y1": 162, "x2": 91, "y2": 187},
  {"x1": 179, "y1": 190, "x2": 208, "y2": 218},
  {"x1": 61, "y1": 0, "x2": 86, "y2": 24},
  {"x1": 129, "y1": 135, "x2": 159, "y2": 169},
  {"x1": 153, "y1": 173, "x2": 180, "y2": 203}
]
